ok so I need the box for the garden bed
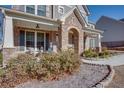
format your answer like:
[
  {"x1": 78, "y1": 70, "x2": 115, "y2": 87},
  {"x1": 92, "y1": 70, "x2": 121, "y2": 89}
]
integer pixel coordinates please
[
  {"x1": 16, "y1": 63, "x2": 110, "y2": 88},
  {"x1": 0, "y1": 49, "x2": 81, "y2": 88}
]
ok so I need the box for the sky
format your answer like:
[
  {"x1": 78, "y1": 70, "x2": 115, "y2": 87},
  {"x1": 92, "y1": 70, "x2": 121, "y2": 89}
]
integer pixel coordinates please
[{"x1": 88, "y1": 5, "x2": 124, "y2": 23}]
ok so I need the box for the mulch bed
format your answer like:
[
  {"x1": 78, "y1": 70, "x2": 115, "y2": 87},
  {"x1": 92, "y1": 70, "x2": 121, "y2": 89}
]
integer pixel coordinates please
[{"x1": 0, "y1": 75, "x2": 31, "y2": 88}]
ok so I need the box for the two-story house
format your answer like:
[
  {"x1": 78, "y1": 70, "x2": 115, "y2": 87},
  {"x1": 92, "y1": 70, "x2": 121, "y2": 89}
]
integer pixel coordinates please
[{"x1": 0, "y1": 5, "x2": 102, "y2": 64}]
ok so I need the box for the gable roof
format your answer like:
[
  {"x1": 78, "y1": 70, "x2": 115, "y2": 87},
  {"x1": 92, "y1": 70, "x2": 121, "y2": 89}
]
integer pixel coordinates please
[
  {"x1": 97, "y1": 16, "x2": 124, "y2": 25},
  {"x1": 82, "y1": 5, "x2": 90, "y2": 16},
  {"x1": 60, "y1": 7, "x2": 88, "y2": 27}
]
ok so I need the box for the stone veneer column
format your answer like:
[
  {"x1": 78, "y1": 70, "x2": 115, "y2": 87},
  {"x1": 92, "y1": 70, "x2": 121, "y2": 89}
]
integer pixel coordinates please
[
  {"x1": 61, "y1": 29, "x2": 68, "y2": 50},
  {"x1": 3, "y1": 16, "x2": 16, "y2": 67},
  {"x1": 79, "y1": 31, "x2": 84, "y2": 54}
]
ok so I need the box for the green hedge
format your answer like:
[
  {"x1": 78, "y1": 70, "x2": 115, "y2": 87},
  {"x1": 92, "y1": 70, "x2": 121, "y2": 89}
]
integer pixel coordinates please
[{"x1": 82, "y1": 48, "x2": 110, "y2": 59}]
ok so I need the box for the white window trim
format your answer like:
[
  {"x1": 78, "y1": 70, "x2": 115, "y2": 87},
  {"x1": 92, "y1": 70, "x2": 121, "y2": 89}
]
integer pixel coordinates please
[
  {"x1": 23, "y1": 30, "x2": 47, "y2": 51},
  {"x1": 58, "y1": 6, "x2": 64, "y2": 14},
  {"x1": 35, "y1": 5, "x2": 38, "y2": 15}
]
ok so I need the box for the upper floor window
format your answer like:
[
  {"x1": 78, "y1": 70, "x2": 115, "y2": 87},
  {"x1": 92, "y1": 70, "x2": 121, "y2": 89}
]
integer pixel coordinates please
[
  {"x1": 37, "y1": 5, "x2": 46, "y2": 16},
  {"x1": 26, "y1": 5, "x2": 35, "y2": 14},
  {"x1": 0, "y1": 5, "x2": 11, "y2": 9},
  {"x1": 58, "y1": 6, "x2": 64, "y2": 14},
  {"x1": 12, "y1": 5, "x2": 25, "y2": 12}
]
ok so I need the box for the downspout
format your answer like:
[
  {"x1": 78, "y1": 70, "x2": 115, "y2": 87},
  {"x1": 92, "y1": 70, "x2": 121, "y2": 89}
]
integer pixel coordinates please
[{"x1": 51, "y1": 5, "x2": 53, "y2": 19}]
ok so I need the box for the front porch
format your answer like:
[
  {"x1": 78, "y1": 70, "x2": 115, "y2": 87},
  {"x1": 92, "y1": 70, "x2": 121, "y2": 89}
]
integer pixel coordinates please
[
  {"x1": 2, "y1": 9, "x2": 61, "y2": 66},
  {"x1": 84, "y1": 28, "x2": 102, "y2": 52},
  {"x1": 14, "y1": 26, "x2": 59, "y2": 53}
]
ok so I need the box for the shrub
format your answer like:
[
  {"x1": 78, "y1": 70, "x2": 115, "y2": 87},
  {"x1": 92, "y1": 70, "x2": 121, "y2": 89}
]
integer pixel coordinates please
[
  {"x1": 37, "y1": 49, "x2": 81, "y2": 80},
  {"x1": 58, "y1": 49, "x2": 80, "y2": 74},
  {"x1": 83, "y1": 49, "x2": 98, "y2": 58},
  {"x1": 0, "y1": 52, "x2": 3, "y2": 65},
  {"x1": 5, "y1": 49, "x2": 80, "y2": 82},
  {"x1": 82, "y1": 47, "x2": 110, "y2": 59},
  {"x1": 0, "y1": 68, "x2": 5, "y2": 78},
  {"x1": 99, "y1": 47, "x2": 110, "y2": 58},
  {"x1": 7, "y1": 53, "x2": 37, "y2": 77}
]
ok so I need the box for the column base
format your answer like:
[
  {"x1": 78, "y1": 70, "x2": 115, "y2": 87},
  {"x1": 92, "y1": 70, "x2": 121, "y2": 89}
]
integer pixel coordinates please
[{"x1": 2, "y1": 48, "x2": 16, "y2": 67}]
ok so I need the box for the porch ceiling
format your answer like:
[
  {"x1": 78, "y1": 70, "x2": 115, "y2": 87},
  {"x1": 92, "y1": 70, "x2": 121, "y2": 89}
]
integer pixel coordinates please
[{"x1": 13, "y1": 19, "x2": 59, "y2": 31}]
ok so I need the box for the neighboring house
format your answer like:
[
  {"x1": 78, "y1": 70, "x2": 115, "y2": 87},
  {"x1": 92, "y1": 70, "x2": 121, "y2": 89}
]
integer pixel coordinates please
[
  {"x1": 96, "y1": 16, "x2": 124, "y2": 48},
  {"x1": 0, "y1": 5, "x2": 102, "y2": 64}
]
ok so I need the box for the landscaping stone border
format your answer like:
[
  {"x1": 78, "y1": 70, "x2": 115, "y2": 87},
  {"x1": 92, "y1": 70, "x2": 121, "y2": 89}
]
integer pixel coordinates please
[{"x1": 83, "y1": 62, "x2": 115, "y2": 88}]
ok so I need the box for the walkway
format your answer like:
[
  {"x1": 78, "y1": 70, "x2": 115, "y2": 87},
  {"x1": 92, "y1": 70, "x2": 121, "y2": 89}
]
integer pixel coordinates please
[
  {"x1": 16, "y1": 63, "x2": 109, "y2": 88},
  {"x1": 106, "y1": 65, "x2": 124, "y2": 88},
  {"x1": 82, "y1": 54, "x2": 124, "y2": 66}
]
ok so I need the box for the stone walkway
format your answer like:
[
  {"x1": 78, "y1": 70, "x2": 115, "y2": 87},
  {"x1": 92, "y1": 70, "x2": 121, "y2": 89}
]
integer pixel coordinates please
[
  {"x1": 82, "y1": 54, "x2": 124, "y2": 66},
  {"x1": 16, "y1": 63, "x2": 109, "y2": 88},
  {"x1": 106, "y1": 65, "x2": 124, "y2": 88}
]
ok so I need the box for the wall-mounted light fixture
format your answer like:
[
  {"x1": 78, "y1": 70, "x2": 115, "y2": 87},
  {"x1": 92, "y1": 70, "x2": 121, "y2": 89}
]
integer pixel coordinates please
[{"x1": 36, "y1": 24, "x2": 40, "y2": 28}]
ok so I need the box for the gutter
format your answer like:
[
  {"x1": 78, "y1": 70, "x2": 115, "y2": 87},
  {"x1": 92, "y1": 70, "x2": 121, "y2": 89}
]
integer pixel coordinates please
[{"x1": 84, "y1": 27, "x2": 104, "y2": 33}]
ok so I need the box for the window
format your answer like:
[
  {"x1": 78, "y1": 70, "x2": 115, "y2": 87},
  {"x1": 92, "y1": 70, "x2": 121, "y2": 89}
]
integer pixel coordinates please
[
  {"x1": 20, "y1": 31, "x2": 25, "y2": 51},
  {"x1": 0, "y1": 5, "x2": 11, "y2": 9},
  {"x1": 89, "y1": 38, "x2": 95, "y2": 48},
  {"x1": 58, "y1": 6, "x2": 64, "y2": 14},
  {"x1": 37, "y1": 33, "x2": 44, "y2": 50},
  {"x1": 37, "y1": 5, "x2": 46, "y2": 16},
  {"x1": 12, "y1": 5, "x2": 25, "y2": 12},
  {"x1": 26, "y1": 32, "x2": 35, "y2": 49},
  {"x1": 26, "y1": 5, "x2": 35, "y2": 14}
]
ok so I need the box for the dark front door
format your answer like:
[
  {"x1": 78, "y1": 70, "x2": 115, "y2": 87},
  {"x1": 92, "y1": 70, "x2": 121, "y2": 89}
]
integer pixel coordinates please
[
  {"x1": 46, "y1": 33, "x2": 49, "y2": 51},
  {"x1": 20, "y1": 30, "x2": 25, "y2": 51}
]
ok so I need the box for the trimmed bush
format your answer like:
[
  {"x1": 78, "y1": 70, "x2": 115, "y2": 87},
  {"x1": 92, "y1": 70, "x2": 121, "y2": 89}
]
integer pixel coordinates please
[
  {"x1": 99, "y1": 47, "x2": 110, "y2": 58},
  {"x1": 83, "y1": 49, "x2": 98, "y2": 58},
  {"x1": 37, "y1": 49, "x2": 81, "y2": 80},
  {"x1": 5, "y1": 49, "x2": 81, "y2": 82},
  {"x1": 7, "y1": 53, "x2": 37, "y2": 77},
  {"x1": 82, "y1": 48, "x2": 110, "y2": 59},
  {"x1": 58, "y1": 49, "x2": 80, "y2": 74},
  {"x1": 0, "y1": 68, "x2": 5, "y2": 78},
  {"x1": 0, "y1": 52, "x2": 3, "y2": 65}
]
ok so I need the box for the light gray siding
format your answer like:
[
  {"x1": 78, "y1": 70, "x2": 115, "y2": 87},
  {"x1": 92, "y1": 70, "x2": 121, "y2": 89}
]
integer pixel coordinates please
[
  {"x1": 53, "y1": 5, "x2": 74, "y2": 19},
  {"x1": 12, "y1": 5, "x2": 88, "y2": 21},
  {"x1": 96, "y1": 16, "x2": 124, "y2": 42},
  {"x1": 12, "y1": 5, "x2": 52, "y2": 18}
]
